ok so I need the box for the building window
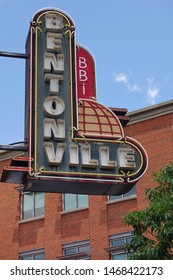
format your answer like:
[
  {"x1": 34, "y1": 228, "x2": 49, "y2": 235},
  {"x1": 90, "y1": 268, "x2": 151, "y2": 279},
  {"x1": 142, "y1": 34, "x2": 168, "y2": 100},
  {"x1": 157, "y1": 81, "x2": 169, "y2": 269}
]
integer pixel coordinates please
[
  {"x1": 21, "y1": 192, "x2": 44, "y2": 220},
  {"x1": 106, "y1": 232, "x2": 133, "y2": 260},
  {"x1": 63, "y1": 193, "x2": 88, "y2": 211},
  {"x1": 20, "y1": 249, "x2": 45, "y2": 260},
  {"x1": 59, "y1": 240, "x2": 90, "y2": 260},
  {"x1": 108, "y1": 185, "x2": 136, "y2": 202}
]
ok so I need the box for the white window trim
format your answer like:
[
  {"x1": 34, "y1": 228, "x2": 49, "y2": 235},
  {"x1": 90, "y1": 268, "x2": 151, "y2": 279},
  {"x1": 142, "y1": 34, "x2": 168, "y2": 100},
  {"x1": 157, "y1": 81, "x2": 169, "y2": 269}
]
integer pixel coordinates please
[{"x1": 19, "y1": 215, "x2": 44, "y2": 224}]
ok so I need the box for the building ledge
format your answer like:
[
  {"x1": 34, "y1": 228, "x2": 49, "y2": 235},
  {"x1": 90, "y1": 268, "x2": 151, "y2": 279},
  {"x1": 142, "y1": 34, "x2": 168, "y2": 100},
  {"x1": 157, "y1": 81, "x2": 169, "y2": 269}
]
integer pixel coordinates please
[
  {"x1": 0, "y1": 150, "x2": 24, "y2": 162},
  {"x1": 57, "y1": 252, "x2": 90, "y2": 260},
  {"x1": 19, "y1": 216, "x2": 44, "y2": 224},
  {"x1": 61, "y1": 207, "x2": 89, "y2": 215},
  {"x1": 127, "y1": 100, "x2": 173, "y2": 125}
]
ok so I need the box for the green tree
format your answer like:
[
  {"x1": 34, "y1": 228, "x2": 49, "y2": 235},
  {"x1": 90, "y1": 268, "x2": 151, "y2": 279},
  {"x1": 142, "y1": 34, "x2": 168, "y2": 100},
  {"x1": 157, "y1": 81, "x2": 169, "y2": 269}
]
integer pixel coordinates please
[{"x1": 124, "y1": 163, "x2": 173, "y2": 260}]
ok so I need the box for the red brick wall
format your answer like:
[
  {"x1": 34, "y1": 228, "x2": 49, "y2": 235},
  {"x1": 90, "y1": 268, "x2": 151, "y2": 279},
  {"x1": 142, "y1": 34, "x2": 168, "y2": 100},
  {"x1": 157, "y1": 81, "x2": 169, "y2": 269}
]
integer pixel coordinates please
[
  {"x1": 107, "y1": 198, "x2": 137, "y2": 235},
  {"x1": 0, "y1": 158, "x2": 19, "y2": 259},
  {"x1": 0, "y1": 112, "x2": 172, "y2": 259},
  {"x1": 19, "y1": 219, "x2": 45, "y2": 252},
  {"x1": 88, "y1": 195, "x2": 109, "y2": 259},
  {"x1": 125, "y1": 114, "x2": 173, "y2": 210}
]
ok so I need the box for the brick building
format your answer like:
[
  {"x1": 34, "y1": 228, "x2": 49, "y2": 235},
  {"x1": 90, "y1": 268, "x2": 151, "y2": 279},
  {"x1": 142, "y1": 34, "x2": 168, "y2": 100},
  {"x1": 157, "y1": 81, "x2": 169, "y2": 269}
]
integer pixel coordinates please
[{"x1": 0, "y1": 100, "x2": 173, "y2": 260}]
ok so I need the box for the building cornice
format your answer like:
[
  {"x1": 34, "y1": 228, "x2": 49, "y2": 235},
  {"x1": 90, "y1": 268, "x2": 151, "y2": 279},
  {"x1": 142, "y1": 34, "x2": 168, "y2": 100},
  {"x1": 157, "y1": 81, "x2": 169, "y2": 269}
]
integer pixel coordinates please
[
  {"x1": 127, "y1": 100, "x2": 173, "y2": 125},
  {"x1": 0, "y1": 150, "x2": 24, "y2": 162}
]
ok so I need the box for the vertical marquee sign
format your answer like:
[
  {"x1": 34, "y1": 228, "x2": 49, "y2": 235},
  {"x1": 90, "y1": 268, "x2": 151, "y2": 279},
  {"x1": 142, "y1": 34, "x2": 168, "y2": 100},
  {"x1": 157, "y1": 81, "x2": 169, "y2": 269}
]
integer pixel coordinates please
[
  {"x1": 25, "y1": 8, "x2": 76, "y2": 192},
  {"x1": 18, "y1": 8, "x2": 147, "y2": 194}
]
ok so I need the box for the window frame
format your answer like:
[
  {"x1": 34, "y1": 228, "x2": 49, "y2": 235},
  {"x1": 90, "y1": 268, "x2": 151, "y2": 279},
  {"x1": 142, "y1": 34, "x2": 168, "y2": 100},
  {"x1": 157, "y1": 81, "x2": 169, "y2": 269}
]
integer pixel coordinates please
[
  {"x1": 59, "y1": 240, "x2": 90, "y2": 260},
  {"x1": 107, "y1": 232, "x2": 133, "y2": 260},
  {"x1": 21, "y1": 191, "x2": 44, "y2": 221},
  {"x1": 19, "y1": 248, "x2": 45, "y2": 260},
  {"x1": 108, "y1": 185, "x2": 137, "y2": 203},
  {"x1": 62, "y1": 193, "x2": 88, "y2": 212}
]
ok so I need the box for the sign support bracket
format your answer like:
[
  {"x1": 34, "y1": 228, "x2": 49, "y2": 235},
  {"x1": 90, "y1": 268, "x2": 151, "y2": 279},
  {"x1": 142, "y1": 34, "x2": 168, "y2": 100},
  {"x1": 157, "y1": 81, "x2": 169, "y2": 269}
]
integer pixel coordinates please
[{"x1": 0, "y1": 51, "x2": 28, "y2": 59}]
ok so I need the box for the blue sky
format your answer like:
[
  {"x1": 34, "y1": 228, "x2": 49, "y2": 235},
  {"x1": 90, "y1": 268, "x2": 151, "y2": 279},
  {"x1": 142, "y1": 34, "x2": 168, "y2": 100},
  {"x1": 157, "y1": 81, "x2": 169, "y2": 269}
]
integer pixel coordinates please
[{"x1": 0, "y1": 0, "x2": 173, "y2": 144}]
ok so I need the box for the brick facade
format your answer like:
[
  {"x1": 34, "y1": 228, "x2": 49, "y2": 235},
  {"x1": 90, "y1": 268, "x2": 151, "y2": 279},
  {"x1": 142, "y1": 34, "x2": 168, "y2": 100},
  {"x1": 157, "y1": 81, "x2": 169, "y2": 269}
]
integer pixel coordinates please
[{"x1": 0, "y1": 100, "x2": 173, "y2": 260}]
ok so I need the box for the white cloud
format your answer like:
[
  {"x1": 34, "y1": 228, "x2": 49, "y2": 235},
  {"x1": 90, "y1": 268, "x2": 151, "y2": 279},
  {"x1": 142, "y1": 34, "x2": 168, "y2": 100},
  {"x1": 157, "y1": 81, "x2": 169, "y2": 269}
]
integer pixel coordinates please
[
  {"x1": 147, "y1": 87, "x2": 159, "y2": 105},
  {"x1": 127, "y1": 83, "x2": 141, "y2": 92},
  {"x1": 114, "y1": 73, "x2": 128, "y2": 84},
  {"x1": 113, "y1": 72, "x2": 141, "y2": 93},
  {"x1": 146, "y1": 76, "x2": 159, "y2": 105},
  {"x1": 113, "y1": 72, "x2": 161, "y2": 105}
]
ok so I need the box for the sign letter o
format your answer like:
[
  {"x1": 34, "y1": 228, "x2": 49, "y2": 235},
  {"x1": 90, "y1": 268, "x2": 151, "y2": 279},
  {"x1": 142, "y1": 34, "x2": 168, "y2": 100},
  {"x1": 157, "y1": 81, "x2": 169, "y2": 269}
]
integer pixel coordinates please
[{"x1": 43, "y1": 96, "x2": 65, "y2": 117}]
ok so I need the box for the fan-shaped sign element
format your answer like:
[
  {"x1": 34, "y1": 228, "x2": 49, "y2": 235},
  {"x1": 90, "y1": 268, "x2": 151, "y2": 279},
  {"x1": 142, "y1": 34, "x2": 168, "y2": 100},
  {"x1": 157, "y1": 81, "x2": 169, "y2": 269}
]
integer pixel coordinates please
[{"x1": 77, "y1": 99, "x2": 124, "y2": 139}]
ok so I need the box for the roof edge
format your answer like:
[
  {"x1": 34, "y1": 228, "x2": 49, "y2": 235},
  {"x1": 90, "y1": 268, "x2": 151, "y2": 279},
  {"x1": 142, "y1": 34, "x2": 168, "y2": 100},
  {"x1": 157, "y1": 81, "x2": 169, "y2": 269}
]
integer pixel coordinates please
[{"x1": 127, "y1": 100, "x2": 173, "y2": 125}]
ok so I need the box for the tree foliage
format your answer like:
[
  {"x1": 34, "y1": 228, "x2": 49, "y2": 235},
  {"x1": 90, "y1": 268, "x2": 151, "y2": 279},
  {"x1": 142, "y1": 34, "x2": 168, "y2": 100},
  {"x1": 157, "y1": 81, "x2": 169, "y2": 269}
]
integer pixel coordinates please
[{"x1": 124, "y1": 163, "x2": 173, "y2": 260}]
